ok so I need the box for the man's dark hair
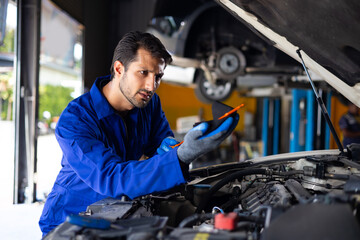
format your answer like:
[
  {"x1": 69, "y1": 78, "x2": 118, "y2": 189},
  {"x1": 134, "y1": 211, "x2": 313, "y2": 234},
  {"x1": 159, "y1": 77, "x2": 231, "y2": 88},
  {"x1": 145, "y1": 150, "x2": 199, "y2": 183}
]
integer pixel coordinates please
[{"x1": 110, "y1": 31, "x2": 172, "y2": 79}]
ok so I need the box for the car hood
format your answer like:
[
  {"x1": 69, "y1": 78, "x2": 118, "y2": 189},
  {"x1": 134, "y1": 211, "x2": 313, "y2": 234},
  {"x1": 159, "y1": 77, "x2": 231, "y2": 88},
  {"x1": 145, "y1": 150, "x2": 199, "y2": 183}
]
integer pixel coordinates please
[{"x1": 216, "y1": 0, "x2": 360, "y2": 106}]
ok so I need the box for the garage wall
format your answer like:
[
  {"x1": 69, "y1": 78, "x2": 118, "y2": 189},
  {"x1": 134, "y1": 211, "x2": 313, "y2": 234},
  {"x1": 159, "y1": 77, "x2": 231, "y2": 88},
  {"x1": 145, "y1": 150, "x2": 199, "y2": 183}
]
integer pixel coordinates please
[
  {"x1": 83, "y1": 0, "x2": 157, "y2": 90},
  {"x1": 83, "y1": 0, "x2": 110, "y2": 90}
]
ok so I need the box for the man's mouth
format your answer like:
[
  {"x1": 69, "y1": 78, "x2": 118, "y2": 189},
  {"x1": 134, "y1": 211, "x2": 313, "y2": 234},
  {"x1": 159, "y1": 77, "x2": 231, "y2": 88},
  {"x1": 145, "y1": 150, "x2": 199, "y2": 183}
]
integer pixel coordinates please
[{"x1": 138, "y1": 91, "x2": 152, "y2": 101}]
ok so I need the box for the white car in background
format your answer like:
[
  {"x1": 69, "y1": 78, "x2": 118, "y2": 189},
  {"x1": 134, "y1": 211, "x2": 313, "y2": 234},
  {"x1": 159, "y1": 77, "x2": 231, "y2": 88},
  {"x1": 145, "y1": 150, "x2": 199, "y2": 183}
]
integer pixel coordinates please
[{"x1": 147, "y1": 0, "x2": 302, "y2": 103}]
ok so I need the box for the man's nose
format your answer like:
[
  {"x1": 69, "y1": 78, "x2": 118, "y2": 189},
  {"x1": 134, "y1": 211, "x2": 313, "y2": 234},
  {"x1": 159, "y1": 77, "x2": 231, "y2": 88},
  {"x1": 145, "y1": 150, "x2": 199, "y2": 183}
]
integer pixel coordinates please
[{"x1": 144, "y1": 75, "x2": 156, "y2": 92}]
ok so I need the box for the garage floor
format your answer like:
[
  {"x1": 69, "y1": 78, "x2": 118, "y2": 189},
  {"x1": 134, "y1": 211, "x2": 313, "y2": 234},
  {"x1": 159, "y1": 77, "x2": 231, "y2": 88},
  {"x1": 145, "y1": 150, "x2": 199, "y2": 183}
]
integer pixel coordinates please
[
  {"x1": 0, "y1": 128, "x2": 61, "y2": 240},
  {"x1": 0, "y1": 203, "x2": 43, "y2": 239}
]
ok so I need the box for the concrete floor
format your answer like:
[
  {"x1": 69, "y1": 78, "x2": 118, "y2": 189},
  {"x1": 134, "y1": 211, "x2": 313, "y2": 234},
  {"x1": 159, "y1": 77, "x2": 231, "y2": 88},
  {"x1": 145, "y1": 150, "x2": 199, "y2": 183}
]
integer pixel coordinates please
[
  {"x1": 0, "y1": 203, "x2": 44, "y2": 239},
  {"x1": 0, "y1": 121, "x2": 62, "y2": 239}
]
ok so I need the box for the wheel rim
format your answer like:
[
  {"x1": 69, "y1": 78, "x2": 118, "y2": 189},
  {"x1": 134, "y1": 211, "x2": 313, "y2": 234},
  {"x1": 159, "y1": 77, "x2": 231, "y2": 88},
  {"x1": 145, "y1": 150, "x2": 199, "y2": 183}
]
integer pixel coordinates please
[
  {"x1": 219, "y1": 52, "x2": 240, "y2": 75},
  {"x1": 201, "y1": 79, "x2": 233, "y2": 100},
  {"x1": 215, "y1": 46, "x2": 246, "y2": 80}
]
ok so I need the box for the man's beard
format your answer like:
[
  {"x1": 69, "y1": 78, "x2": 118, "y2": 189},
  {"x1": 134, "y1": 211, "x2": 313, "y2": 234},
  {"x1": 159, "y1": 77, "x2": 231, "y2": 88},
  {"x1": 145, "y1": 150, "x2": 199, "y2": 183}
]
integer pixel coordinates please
[{"x1": 119, "y1": 73, "x2": 153, "y2": 109}]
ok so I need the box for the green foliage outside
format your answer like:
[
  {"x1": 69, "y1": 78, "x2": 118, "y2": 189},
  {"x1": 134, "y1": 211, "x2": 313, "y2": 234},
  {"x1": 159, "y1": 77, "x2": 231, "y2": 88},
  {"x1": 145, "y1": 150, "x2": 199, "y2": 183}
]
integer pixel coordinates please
[
  {"x1": 39, "y1": 84, "x2": 74, "y2": 123},
  {"x1": 0, "y1": 28, "x2": 75, "y2": 123},
  {"x1": 0, "y1": 27, "x2": 16, "y2": 120},
  {"x1": 0, "y1": 28, "x2": 15, "y2": 53},
  {"x1": 0, "y1": 72, "x2": 13, "y2": 120},
  {"x1": 1, "y1": 81, "x2": 75, "y2": 122}
]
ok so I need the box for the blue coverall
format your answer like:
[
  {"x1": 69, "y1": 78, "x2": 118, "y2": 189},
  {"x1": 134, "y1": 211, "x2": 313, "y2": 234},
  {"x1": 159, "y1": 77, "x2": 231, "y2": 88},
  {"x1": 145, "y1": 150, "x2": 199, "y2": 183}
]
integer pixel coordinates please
[
  {"x1": 339, "y1": 111, "x2": 360, "y2": 146},
  {"x1": 39, "y1": 76, "x2": 187, "y2": 235}
]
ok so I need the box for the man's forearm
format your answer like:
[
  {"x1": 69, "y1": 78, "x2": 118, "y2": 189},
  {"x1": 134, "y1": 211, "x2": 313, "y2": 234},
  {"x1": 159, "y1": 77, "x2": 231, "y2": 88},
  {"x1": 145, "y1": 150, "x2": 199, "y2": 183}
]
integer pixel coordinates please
[{"x1": 342, "y1": 129, "x2": 360, "y2": 138}]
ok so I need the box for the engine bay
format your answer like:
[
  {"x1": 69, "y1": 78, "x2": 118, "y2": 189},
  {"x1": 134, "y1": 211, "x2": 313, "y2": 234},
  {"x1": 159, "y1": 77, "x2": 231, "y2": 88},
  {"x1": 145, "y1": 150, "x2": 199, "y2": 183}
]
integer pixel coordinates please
[{"x1": 45, "y1": 147, "x2": 360, "y2": 240}]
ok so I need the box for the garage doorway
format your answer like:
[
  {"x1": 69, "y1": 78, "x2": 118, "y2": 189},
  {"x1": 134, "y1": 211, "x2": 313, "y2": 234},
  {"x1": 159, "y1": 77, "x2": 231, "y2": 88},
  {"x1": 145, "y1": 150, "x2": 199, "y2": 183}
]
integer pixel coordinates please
[{"x1": 36, "y1": 0, "x2": 83, "y2": 201}]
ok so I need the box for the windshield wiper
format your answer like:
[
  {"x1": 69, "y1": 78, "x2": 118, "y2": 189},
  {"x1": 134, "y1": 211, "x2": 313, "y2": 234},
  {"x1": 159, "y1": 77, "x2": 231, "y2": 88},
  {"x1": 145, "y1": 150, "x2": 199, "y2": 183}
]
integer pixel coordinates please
[{"x1": 296, "y1": 49, "x2": 344, "y2": 154}]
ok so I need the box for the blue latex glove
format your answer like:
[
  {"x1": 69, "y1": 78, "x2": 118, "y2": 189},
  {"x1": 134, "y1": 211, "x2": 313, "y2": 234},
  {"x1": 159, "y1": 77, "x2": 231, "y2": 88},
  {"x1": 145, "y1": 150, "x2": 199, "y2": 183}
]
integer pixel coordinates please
[
  {"x1": 177, "y1": 114, "x2": 239, "y2": 164},
  {"x1": 157, "y1": 136, "x2": 179, "y2": 155}
]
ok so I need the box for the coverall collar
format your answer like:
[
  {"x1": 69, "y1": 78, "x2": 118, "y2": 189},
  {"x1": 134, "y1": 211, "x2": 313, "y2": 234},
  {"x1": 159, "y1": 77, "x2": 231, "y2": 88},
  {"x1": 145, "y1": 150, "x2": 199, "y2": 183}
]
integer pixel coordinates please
[{"x1": 90, "y1": 75, "x2": 139, "y2": 120}]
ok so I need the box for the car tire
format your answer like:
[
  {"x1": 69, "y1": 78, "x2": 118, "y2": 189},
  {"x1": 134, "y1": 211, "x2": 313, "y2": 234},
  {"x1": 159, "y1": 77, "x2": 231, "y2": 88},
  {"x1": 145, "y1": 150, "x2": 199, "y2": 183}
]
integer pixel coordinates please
[{"x1": 194, "y1": 70, "x2": 235, "y2": 103}]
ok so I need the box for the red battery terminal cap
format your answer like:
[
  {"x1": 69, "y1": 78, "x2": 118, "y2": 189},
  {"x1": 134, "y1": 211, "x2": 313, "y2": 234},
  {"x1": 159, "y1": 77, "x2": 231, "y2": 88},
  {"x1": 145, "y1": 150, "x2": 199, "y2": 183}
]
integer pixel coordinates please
[{"x1": 214, "y1": 212, "x2": 238, "y2": 231}]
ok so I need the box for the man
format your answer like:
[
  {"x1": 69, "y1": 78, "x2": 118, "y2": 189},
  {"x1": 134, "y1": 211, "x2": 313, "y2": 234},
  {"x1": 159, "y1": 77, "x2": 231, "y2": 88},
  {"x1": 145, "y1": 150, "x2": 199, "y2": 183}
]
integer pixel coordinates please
[
  {"x1": 39, "y1": 31, "x2": 238, "y2": 236},
  {"x1": 339, "y1": 102, "x2": 360, "y2": 146}
]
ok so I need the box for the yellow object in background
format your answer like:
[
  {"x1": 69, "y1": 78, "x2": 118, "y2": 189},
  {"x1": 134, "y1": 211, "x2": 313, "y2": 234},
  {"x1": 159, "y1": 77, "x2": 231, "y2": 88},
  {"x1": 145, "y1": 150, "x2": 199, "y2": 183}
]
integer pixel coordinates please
[{"x1": 156, "y1": 82, "x2": 256, "y2": 133}]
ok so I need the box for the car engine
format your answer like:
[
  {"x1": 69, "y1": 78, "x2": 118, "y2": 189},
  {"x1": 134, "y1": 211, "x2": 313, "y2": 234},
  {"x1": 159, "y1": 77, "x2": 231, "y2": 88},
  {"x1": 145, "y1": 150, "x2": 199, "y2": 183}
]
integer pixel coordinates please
[{"x1": 45, "y1": 146, "x2": 360, "y2": 240}]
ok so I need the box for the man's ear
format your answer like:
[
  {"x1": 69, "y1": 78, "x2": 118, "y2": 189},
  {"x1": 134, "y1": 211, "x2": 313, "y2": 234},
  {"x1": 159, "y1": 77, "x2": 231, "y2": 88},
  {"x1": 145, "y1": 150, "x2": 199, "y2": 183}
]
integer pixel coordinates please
[{"x1": 113, "y1": 60, "x2": 124, "y2": 77}]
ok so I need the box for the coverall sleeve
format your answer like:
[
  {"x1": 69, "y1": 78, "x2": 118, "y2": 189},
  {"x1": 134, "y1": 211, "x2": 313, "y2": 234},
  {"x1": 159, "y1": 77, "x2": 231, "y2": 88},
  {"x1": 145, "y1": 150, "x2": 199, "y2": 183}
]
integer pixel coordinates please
[
  {"x1": 339, "y1": 115, "x2": 348, "y2": 130},
  {"x1": 55, "y1": 105, "x2": 186, "y2": 200}
]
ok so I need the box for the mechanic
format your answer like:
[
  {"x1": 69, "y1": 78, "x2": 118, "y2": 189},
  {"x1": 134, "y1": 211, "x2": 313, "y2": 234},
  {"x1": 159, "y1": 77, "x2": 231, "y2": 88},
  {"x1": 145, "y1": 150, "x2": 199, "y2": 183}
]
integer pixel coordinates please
[
  {"x1": 39, "y1": 31, "x2": 239, "y2": 236},
  {"x1": 339, "y1": 102, "x2": 360, "y2": 146}
]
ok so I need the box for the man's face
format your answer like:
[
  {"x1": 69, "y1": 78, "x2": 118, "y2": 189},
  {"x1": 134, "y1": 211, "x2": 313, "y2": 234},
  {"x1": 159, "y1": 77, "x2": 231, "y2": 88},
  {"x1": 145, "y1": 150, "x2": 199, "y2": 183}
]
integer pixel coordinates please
[
  {"x1": 349, "y1": 103, "x2": 360, "y2": 115},
  {"x1": 118, "y1": 48, "x2": 165, "y2": 108}
]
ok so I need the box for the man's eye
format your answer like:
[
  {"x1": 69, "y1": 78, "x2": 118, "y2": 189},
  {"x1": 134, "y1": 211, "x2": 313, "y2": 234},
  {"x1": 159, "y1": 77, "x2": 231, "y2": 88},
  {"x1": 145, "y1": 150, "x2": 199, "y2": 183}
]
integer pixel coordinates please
[
  {"x1": 155, "y1": 74, "x2": 163, "y2": 82},
  {"x1": 140, "y1": 70, "x2": 148, "y2": 75}
]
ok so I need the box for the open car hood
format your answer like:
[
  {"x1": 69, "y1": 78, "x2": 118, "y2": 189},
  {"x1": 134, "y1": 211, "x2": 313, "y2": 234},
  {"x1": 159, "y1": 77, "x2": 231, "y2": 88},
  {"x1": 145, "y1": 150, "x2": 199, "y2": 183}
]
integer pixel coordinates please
[{"x1": 216, "y1": 0, "x2": 360, "y2": 106}]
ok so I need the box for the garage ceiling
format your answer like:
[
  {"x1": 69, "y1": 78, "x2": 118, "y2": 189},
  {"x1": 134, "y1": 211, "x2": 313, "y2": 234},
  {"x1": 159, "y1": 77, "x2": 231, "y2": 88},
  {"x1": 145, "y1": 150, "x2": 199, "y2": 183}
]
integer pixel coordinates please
[{"x1": 51, "y1": 0, "x2": 83, "y2": 24}]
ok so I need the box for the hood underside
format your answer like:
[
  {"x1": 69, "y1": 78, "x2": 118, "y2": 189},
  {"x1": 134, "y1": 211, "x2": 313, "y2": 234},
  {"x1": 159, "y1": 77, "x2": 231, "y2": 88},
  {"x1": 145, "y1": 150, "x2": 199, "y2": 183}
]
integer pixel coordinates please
[{"x1": 216, "y1": 0, "x2": 360, "y2": 106}]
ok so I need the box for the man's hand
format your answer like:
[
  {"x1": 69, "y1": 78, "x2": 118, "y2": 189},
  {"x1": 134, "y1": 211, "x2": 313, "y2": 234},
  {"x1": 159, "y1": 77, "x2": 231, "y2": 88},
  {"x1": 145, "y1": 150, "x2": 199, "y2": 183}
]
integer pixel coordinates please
[
  {"x1": 177, "y1": 114, "x2": 239, "y2": 164},
  {"x1": 157, "y1": 137, "x2": 179, "y2": 155}
]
